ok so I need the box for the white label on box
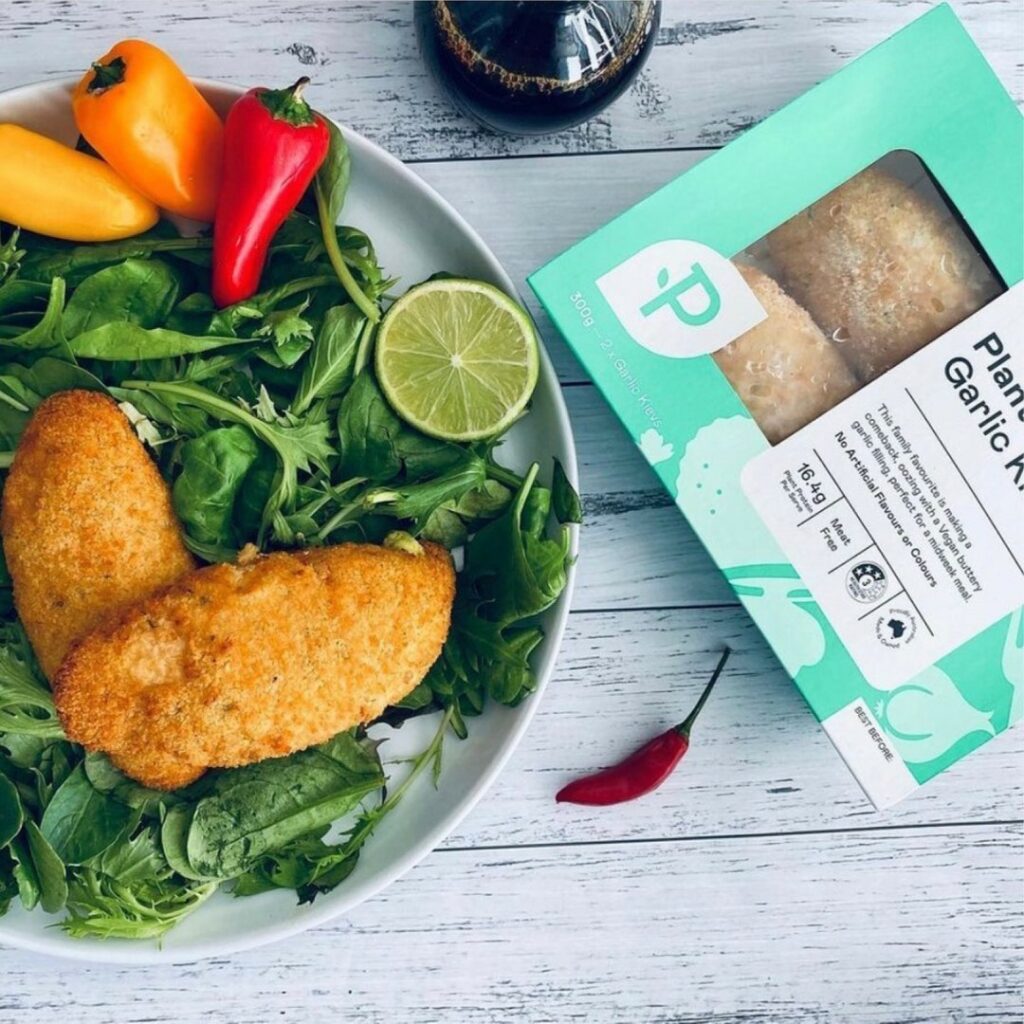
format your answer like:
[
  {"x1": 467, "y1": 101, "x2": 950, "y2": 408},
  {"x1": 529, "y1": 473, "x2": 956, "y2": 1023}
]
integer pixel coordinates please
[
  {"x1": 742, "y1": 284, "x2": 1024, "y2": 690},
  {"x1": 821, "y1": 700, "x2": 919, "y2": 808}
]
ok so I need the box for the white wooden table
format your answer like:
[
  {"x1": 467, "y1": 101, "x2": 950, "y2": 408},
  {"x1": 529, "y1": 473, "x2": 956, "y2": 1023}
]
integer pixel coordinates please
[{"x1": 2, "y1": 2, "x2": 1022, "y2": 1021}]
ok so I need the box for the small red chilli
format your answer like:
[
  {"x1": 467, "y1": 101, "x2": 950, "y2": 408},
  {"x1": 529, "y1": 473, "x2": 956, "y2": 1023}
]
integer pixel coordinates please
[
  {"x1": 556, "y1": 646, "x2": 731, "y2": 806},
  {"x1": 212, "y1": 76, "x2": 330, "y2": 308}
]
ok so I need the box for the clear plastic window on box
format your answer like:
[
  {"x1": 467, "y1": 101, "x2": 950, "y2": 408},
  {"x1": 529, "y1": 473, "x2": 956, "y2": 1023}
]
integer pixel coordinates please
[{"x1": 715, "y1": 151, "x2": 1004, "y2": 445}]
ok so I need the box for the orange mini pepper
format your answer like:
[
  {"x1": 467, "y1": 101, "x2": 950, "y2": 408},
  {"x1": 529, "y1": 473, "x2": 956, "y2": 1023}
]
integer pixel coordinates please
[
  {"x1": 0, "y1": 124, "x2": 158, "y2": 241},
  {"x1": 72, "y1": 39, "x2": 224, "y2": 222}
]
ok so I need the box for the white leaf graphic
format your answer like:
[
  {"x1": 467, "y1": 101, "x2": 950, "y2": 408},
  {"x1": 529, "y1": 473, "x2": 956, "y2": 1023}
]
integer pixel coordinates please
[{"x1": 638, "y1": 428, "x2": 674, "y2": 465}]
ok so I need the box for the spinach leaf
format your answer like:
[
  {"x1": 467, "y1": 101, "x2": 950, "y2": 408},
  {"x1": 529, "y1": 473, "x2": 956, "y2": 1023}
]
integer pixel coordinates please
[
  {"x1": 0, "y1": 278, "x2": 48, "y2": 317},
  {"x1": 0, "y1": 771, "x2": 23, "y2": 849},
  {"x1": 40, "y1": 764, "x2": 135, "y2": 865},
  {"x1": 314, "y1": 120, "x2": 379, "y2": 323},
  {"x1": 18, "y1": 229, "x2": 212, "y2": 286},
  {"x1": 314, "y1": 118, "x2": 351, "y2": 228},
  {"x1": 69, "y1": 322, "x2": 249, "y2": 360},
  {"x1": 182, "y1": 732, "x2": 383, "y2": 880},
  {"x1": 159, "y1": 804, "x2": 211, "y2": 881},
  {"x1": 23, "y1": 819, "x2": 68, "y2": 913},
  {"x1": 291, "y1": 304, "x2": 364, "y2": 414},
  {"x1": 336, "y1": 369, "x2": 460, "y2": 483},
  {"x1": 231, "y1": 831, "x2": 358, "y2": 901},
  {"x1": 552, "y1": 457, "x2": 582, "y2": 524},
  {"x1": 9, "y1": 832, "x2": 41, "y2": 910},
  {"x1": 0, "y1": 847, "x2": 16, "y2": 916},
  {"x1": 0, "y1": 357, "x2": 106, "y2": 448},
  {"x1": 84, "y1": 753, "x2": 176, "y2": 819},
  {"x1": 2, "y1": 277, "x2": 67, "y2": 352},
  {"x1": 235, "y1": 446, "x2": 279, "y2": 540},
  {"x1": 32, "y1": 745, "x2": 73, "y2": 813},
  {"x1": 173, "y1": 426, "x2": 261, "y2": 550},
  {"x1": 2, "y1": 356, "x2": 107, "y2": 401},
  {"x1": 63, "y1": 259, "x2": 182, "y2": 338}
]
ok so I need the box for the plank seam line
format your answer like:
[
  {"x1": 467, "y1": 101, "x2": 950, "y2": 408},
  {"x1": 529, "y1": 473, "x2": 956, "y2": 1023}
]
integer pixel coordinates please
[
  {"x1": 568, "y1": 602, "x2": 743, "y2": 615},
  {"x1": 404, "y1": 143, "x2": 720, "y2": 168},
  {"x1": 440, "y1": 818, "x2": 1024, "y2": 854}
]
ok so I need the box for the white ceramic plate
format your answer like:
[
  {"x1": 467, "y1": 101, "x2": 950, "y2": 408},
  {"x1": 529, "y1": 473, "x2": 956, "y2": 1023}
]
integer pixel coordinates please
[{"x1": 0, "y1": 79, "x2": 578, "y2": 964}]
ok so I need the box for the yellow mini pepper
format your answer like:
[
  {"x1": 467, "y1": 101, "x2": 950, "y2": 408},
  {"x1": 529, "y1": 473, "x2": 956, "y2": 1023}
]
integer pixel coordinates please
[
  {"x1": 0, "y1": 124, "x2": 158, "y2": 242},
  {"x1": 72, "y1": 39, "x2": 224, "y2": 222}
]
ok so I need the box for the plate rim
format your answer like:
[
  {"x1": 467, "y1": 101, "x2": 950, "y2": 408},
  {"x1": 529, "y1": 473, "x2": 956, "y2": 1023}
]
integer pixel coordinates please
[{"x1": 0, "y1": 76, "x2": 579, "y2": 964}]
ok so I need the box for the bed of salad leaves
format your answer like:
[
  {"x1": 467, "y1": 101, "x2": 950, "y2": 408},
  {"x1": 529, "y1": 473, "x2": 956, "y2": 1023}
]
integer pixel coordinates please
[{"x1": 0, "y1": 124, "x2": 578, "y2": 939}]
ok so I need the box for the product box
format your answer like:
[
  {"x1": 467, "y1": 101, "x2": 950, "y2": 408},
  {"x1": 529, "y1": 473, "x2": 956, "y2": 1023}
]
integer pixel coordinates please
[{"x1": 529, "y1": 5, "x2": 1024, "y2": 808}]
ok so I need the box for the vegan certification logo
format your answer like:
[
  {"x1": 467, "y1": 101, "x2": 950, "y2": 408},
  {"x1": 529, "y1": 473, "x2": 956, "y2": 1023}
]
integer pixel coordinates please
[
  {"x1": 595, "y1": 240, "x2": 766, "y2": 360},
  {"x1": 846, "y1": 561, "x2": 888, "y2": 604}
]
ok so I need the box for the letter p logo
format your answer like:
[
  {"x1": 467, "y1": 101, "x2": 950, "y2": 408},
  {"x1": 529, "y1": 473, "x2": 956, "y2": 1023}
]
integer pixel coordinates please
[{"x1": 596, "y1": 241, "x2": 765, "y2": 358}]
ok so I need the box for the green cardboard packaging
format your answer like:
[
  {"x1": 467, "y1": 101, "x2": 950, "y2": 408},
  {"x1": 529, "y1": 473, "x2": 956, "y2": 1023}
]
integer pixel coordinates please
[{"x1": 529, "y1": 5, "x2": 1024, "y2": 807}]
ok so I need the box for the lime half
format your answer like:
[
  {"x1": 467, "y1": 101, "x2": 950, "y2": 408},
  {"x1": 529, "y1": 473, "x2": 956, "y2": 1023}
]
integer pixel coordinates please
[{"x1": 375, "y1": 278, "x2": 540, "y2": 441}]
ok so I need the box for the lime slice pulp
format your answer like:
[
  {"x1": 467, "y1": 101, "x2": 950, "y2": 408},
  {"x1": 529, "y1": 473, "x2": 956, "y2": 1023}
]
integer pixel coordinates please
[{"x1": 374, "y1": 278, "x2": 540, "y2": 441}]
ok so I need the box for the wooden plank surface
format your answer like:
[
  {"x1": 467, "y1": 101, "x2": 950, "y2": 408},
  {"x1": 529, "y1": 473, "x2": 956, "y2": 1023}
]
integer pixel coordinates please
[
  {"x1": 2, "y1": 824, "x2": 1020, "y2": 1023},
  {"x1": 3, "y1": 1, "x2": 1020, "y2": 161},
  {"x1": 446, "y1": 607, "x2": 1024, "y2": 848},
  {"x1": 0, "y1": 2, "x2": 1021, "y2": 1020}
]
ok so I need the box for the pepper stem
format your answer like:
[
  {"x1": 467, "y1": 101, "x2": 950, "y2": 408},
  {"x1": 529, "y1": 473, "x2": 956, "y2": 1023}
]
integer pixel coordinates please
[
  {"x1": 88, "y1": 56, "x2": 126, "y2": 92},
  {"x1": 257, "y1": 76, "x2": 317, "y2": 126},
  {"x1": 674, "y1": 646, "x2": 731, "y2": 739}
]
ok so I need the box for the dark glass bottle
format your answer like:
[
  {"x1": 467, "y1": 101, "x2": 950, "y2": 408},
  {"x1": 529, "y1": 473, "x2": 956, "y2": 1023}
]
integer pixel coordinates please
[{"x1": 416, "y1": 1, "x2": 661, "y2": 136}]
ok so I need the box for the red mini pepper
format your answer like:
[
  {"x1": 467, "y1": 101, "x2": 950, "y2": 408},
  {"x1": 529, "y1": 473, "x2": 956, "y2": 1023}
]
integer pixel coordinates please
[
  {"x1": 212, "y1": 76, "x2": 329, "y2": 307},
  {"x1": 556, "y1": 647, "x2": 731, "y2": 806}
]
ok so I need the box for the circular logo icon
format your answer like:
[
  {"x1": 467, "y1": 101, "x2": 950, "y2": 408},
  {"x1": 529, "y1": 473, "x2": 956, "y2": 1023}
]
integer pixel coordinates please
[
  {"x1": 875, "y1": 608, "x2": 917, "y2": 649},
  {"x1": 846, "y1": 561, "x2": 887, "y2": 604}
]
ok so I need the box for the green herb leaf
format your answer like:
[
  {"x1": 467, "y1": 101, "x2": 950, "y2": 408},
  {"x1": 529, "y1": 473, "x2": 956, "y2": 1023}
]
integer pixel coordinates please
[
  {"x1": 64, "y1": 825, "x2": 217, "y2": 939},
  {"x1": 314, "y1": 120, "x2": 379, "y2": 323},
  {"x1": 291, "y1": 304, "x2": 364, "y2": 415},
  {"x1": 0, "y1": 227, "x2": 25, "y2": 285},
  {"x1": 120, "y1": 378, "x2": 334, "y2": 535},
  {"x1": 0, "y1": 629, "x2": 64, "y2": 739},
  {"x1": 427, "y1": 465, "x2": 571, "y2": 713},
  {"x1": 363, "y1": 451, "x2": 488, "y2": 533}
]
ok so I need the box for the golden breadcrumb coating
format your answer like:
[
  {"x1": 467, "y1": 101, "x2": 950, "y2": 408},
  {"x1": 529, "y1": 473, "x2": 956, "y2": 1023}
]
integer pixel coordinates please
[
  {"x1": 713, "y1": 264, "x2": 859, "y2": 444},
  {"x1": 767, "y1": 167, "x2": 1000, "y2": 381},
  {"x1": 1, "y1": 390, "x2": 196, "y2": 678},
  {"x1": 54, "y1": 542, "x2": 456, "y2": 790}
]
